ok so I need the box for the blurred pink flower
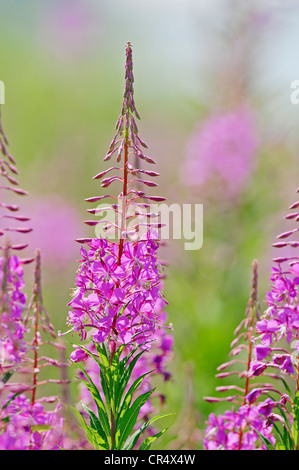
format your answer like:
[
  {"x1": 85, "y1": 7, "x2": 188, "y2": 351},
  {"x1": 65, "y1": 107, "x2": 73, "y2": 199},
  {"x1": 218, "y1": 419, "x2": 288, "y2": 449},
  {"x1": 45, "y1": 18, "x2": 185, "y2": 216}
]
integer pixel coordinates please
[
  {"x1": 26, "y1": 195, "x2": 84, "y2": 270},
  {"x1": 38, "y1": 0, "x2": 102, "y2": 59},
  {"x1": 0, "y1": 195, "x2": 85, "y2": 272},
  {"x1": 182, "y1": 106, "x2": 258, "y2": 198}
]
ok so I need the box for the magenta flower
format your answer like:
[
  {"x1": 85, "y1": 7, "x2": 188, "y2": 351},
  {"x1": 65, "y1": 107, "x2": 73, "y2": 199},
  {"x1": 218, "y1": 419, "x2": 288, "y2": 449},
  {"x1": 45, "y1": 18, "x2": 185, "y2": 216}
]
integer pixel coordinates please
[
  {"x1": 67, "y1": 233, "x2": 168, "y2": 351},
  {"x1": 0, "y1": 251, "x2": 28, "y2": 368},
  {"x1": 204, "y1": 404, "x2": 275, "y2": 450},
  {"x1": 0, "y1": 394, "x2": 65, "y2": 450},
  {"x1": 254, "y1": 345, "x2": 272, "y2": 361}
]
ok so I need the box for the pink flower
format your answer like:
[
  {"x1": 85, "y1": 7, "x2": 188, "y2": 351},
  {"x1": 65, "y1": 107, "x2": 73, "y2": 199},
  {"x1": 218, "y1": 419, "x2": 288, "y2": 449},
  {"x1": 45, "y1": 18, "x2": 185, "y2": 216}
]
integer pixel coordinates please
[
  {"x1": 0, "y1": 254, "x2": 27, "y2": 365},
  {"x1": 67, "y1": 236, "x2": 168, "y2": 349},
  {"x1": 255, "y1": 345, "x2": 272, "y2": 361},
  {"x1": 204, "y1": 404, "x2": 275, "y2": 450},
  {"x1": 6, "y1": 195, "x2": 85, "y2": 272}
]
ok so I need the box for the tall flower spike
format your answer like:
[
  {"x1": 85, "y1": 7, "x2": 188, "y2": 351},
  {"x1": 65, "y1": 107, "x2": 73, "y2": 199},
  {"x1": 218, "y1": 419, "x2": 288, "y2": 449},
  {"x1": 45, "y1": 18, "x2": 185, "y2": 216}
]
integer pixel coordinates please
[
  {"x1": 247, "y1": 187, "x2": 299, "y2": 389},
  {"x1": 69, "y1": 42, "x2": 171, "y2": 354},
  {"x1": 82, "y1": 42, "x2": 165, "y2": 254},
  {"x1": 254, "y1": 187, "x2": 299, "y2": 351},
  {"x1": 272, "y1": 186, "x2": 299, "y2": 266},
  {"x1": 0, "y1": 107, "x2": 33, "y2": 374},
  {"x1": 66, "y1": 43, "x2": 172, "y2": 449},
  {"x1": 0, "y1": 250, "x2": 72, "y2": 450},
  {"x1": 203, "y1": 260, "x2": 276, "y2": 450},
  {"x1": 0, "y1": 106, "x2": 32, "y2": 256},
  {"x1": 204, "y1": 260, "x2": 264, "y2": 406},
  {"x1": 232, "y1": 186, "x2": 299, "y2": 450}
]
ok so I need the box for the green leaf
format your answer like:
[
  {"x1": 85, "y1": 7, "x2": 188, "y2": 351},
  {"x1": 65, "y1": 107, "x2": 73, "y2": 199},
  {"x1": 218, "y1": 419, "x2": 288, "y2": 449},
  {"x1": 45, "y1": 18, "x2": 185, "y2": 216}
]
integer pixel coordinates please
[
  {"x1": 1, "y1": 390, "x2": 28, "y2": 411},
  {"x1": 116, "y1": 389, "x2": 154, "y2": 449},
  {"x1": 71, "y1": 341, "x2": 171, "y2": 451},
  {"x1": 123, "y1": 413, "x2": 173, "y2": 450},
  {"x1": 99, "y1": 366, "x2": 112, "y2": 412},
  {"x1": 116, "y1": 370, "x2": 153, "y2": 430},
  {"x1": 116, "y1": 349, "x2": 148, "y2": 409},
  {"x1": 269, "y1": 418, "x2": 289, "y2": 450},
  {"x1": 1, "y1": 370, "x2": 15, "y2": 384},
  {"x1": 266, "y1": 393, "x2": 294, "y2": 448},
  {"x1": 73, "y1": 361, "x2": 110, "y2": 438},
  {"x1": 253, "y1": 427, "x2": 275, "y2": 450},
  {"x1": 82, "y1": 403, "x2": 110, "y2": 450},
  {"x1": 292, "y1": 391, "x2": 299, "y2": 448},
  {"x1": 139, "y1": 428, "x2": 168, "y2": 450},
  {"x1": 76, "y1": 343, "x2": 113, "y2": 411},
  {"x1": 69, "y1": 405, "x2": 96, "y2": 447}
]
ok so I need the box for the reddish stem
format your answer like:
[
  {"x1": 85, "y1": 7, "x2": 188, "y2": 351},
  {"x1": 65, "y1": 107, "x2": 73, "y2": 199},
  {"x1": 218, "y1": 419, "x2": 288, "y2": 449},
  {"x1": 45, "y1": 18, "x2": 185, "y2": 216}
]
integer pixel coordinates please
[{"x1": 118, "y1": 135, "x2": 129, "y2": 264}]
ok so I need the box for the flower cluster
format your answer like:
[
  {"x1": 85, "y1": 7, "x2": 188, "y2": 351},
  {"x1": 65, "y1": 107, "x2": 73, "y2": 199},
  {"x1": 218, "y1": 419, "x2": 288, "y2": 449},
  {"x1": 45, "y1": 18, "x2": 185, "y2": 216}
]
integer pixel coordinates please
[
  {"x1": 204, "y1": 403, "x2": 275, "y2": 450},
  {"x1": 248, "y1": 190, "x2": 299, "y2": 384},
  {"x1": 204, "y1": 188, "x2": 299, "y2": 450},
  {"x1": 0, "y1": 252, "x2": 27, "y2": 367},
  {"x1": 68, "y1": 235, "x2": 169, "y2": 359},
  {"x1": 203, "y1": 260, "x2": 277, "y2": 450},
  {"x1": 0, "y1": 394, "x2": 64, "y2": 450}
]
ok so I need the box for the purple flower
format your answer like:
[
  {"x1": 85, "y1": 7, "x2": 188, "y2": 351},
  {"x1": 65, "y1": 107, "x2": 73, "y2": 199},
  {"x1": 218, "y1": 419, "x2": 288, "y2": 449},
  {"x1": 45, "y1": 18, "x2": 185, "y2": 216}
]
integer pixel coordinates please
[
  {"x1": 70, "y1": 346, "x2": 89, "y2": 363},
  {"x1": 248, "y1": 362, "x2": 268, "y2": 377},
  {"x1": 0, "y1": 394, "x2": 65, "y2": 450},
  {"x1": 273, "y1": 354, "x2": 294, "y2": 374},
  {"x1": 204, "y1": 404, "x2": 275, "y2": 450},
  {"x1": 246, "y1": 388, "x2": 263, "y2": 404},
  {"x1": 0, "y1": 253, "x2": 27, "y2": 366},
  {"x1": 257, "y1": 399, "x2": 276, "y2": 417},
  {"x1": 67, "y1": 237, "x2": 168, "y2": 350},
  {"x1": 255, "y1": 345, "x2": 272, "y2": 361}
]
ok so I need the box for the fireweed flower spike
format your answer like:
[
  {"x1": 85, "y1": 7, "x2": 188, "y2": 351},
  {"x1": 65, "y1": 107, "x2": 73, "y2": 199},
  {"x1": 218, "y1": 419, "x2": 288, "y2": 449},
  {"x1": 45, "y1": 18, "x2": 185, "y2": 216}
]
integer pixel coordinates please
[
  {"x1": 0, "y1": 106, "x2": 32, "y2": 253},
  {"x1": 66, "y1": 42, "x2": 172, "y2": 450},
  {"x1": 0, "y1": 107, "x2": 33, "y2": 372},
  {"x1": 0, "y1": 110, "x2": 70, "y2": 450},
  {"x1": 0, "y1": 250, "x2": 72, "y2": 450},
  {"x1": 204, "y1": 260, "x2": 276, "y2": 450},
  {"x1": 244, "y1": 187, "x2": 299, "y2": 449}
]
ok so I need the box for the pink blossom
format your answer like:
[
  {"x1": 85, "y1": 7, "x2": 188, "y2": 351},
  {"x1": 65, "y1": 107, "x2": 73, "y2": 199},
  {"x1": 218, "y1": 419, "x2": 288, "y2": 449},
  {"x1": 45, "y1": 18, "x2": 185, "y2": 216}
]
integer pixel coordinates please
[
  {"x1": 0, "y1": 394, "x2": 64, "y2": 450},
  {"x1": 0, "y1": 254, "x2": 27, "y2": 366},
  {"x1": 204, "y1": 404, "x2": 275, "y2": 450}
]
